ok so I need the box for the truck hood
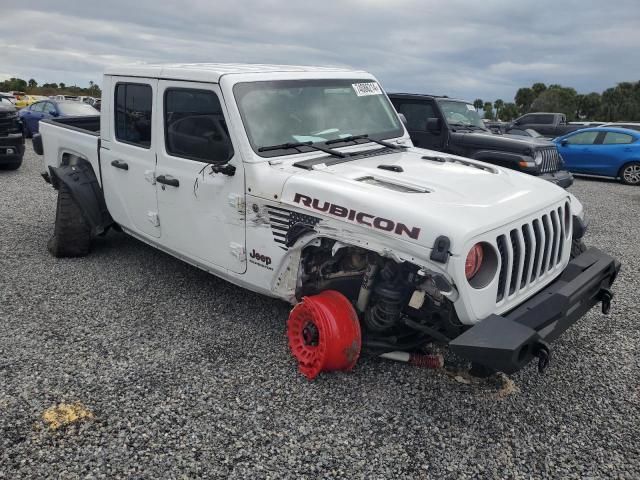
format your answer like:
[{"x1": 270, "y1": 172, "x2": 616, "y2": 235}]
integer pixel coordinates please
[
  {"x1": 455, "y1": 131, "x2": 554, "y2": 153},
  {"x1": 280, "y1": 147, "x2": 569, "y2": 253}
]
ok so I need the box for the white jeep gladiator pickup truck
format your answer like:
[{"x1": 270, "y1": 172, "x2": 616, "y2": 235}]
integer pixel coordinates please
[{"x1": 34, "y1": 64, "x2": 620, "y2": 379}]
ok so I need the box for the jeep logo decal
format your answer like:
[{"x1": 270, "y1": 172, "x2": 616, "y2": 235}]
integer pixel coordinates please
[
  {"x1": 293, "y1": 193, "x2": 420, "y2": 240},
  {"x1": 249, "y1": 249, "x2": 273, "y2": 270}
]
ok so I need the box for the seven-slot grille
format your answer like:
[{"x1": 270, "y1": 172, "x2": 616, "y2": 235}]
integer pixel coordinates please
[
  {"x1": 496, "y1": 202, "x2": 571, "y2": 303},
  {"x1": 538, "y1": 147, "x2": 562, "y2": 173}
]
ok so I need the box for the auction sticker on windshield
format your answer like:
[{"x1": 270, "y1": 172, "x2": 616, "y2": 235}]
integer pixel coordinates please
[{"x1": 352, "y1": 82, "x2": 382, "y2": 96}]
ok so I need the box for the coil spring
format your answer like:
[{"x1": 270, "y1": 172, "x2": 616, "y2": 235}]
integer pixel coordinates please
[{"x1": 364, "y1": 285, "x2": 405, "y2": 332}]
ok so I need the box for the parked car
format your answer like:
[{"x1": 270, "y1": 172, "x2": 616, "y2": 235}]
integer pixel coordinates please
[
  {"x1": 0, "y1": 94, "x2": 25, "y2": 170},
  {"x1": 599, "y1": 122, "x2": 640, "y2": 132},
  {"x1": 554, "y1": 127, "x2": 640, "y2": 185},
  {"x1": 11, "y1": 91, "x2": 30, "y2": 109},
  {"x1": 18, "y1": 99, "x2": 98, "y2": 137},
  {"x1": 388, "y1": 94, "x2": 573, "y2": 187},
  {"x1": 33, "y1": 63, "x2": 619, "y2": 380},
  {"x1": 51, "y1": 95, "x2": 80, "y2": 101},
  {"x1": 511, "y1": 113, "x2": 585, "y2": 137}
]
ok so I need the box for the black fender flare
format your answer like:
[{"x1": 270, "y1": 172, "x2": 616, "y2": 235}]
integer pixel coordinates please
[
  {"x1": 48, "y1": 158, "x2": 113, "y2": 236},
  {"x1": 32, "y1": 133, "x2": 44, "y2": 155}
]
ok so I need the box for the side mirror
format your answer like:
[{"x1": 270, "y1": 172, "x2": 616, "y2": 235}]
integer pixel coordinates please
[
  {"x1": 560, "y1": 139, "x2": 568, "y2": 146},
  {"x1": 426, "y1": 117, "x2": 441, "y2": 132},
  {"x1": 49, "y1": 110, "x2": 58, "y2": 116},
  {"x1": 397, "y1": 113, "x2": 407, "y2": 126},
  {"x1": 512, "y1": 120, "x2": 520, "y2": 126}
]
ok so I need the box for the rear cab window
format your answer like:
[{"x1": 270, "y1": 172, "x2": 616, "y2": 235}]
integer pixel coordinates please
[{"x1": 114, "y1": 83, "x2": 152, "y2": 148}]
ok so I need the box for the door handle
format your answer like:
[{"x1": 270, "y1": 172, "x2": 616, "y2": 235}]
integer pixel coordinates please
[
  {"x1": 111, "y1": 160, "x2": 129, "y2": 170},
  {"x1": 156, "y1": 175, "x2": 179, "y2": 187}
]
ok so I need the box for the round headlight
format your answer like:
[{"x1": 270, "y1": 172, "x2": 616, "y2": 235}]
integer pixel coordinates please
[
  {"x1": 533, "y1": 151, "x2": 543, "y2": 166},
  {"x1": 465, "y1": 243, "x2": 484, "y2": 280}
]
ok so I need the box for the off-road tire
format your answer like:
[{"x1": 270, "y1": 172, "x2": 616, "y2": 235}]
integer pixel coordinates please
[
  {"x1": 48, "y1": 183, "x2": 91, "y2": 257},
  {"x1": 570, "y1": 238, "x2": 587, "y2": 259},
  {"x1": 0, "y1": 159, "x2": 22, "y2": 170}
]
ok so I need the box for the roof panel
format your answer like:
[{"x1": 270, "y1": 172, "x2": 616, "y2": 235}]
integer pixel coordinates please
[{"x1": 104, "y1": 63, "x2": 364, "y2": 82}]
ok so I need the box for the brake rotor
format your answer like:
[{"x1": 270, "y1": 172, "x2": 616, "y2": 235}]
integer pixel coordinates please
[{"x1": 287, "y1": 290, "x2": 362, "y2": 380}]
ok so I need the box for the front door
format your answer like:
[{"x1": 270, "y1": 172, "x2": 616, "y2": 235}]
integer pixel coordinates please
[
  {"x1": 394, "y1": 100, "x2": 444, "y2": 150},
  {"x1": 557, "y1": 130, "x2": 602, "y2": 174},
  {"x1": 154, "y1": 80, "x2": 246, "y2": 274},
  {"x1": 101, "y1": 78, "x2": 160, "y2": 238}
]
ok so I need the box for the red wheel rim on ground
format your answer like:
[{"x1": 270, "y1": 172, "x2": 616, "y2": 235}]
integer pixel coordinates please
[{"x1": 287, "y1": 290, "x2": 362, "y2": 380}]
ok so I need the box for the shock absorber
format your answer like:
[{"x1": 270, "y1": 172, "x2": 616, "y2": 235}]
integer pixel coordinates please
[{"x1": 365, "y1": 284, "x2": 405, "y2": 332}]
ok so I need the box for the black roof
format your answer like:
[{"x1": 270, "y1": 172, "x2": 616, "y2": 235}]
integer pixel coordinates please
[{"x1": 388, "y1": 93, "x2": 474, "y2": 103}]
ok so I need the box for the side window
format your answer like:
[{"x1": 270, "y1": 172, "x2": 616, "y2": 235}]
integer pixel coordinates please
[
  {"x1": 164, "y1": 88, "x2": 233, "y2": 163},
  {"x1": 44, "y1": 102, "x2": 55, "y2": 114},
  {"x1": 566, "y1": 131, "x2": 599, "y2": 145},
  {"x1": 115, "y1": 83, "x2": 152, "y2": 148},
  {"x1": 396, "y1": 102, "x2": 435, "y2": 131},
  {"x1": 32, "y1": 102, "x2": 45, "y2": 112},
  {"x1": 603, "y1": 132, "x2": 634, "y2": 144},
  {"x1": 530, "y1": 114, "x2": 553, "y2": 125}
]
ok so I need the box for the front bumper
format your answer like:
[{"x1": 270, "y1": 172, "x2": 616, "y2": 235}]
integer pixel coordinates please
[
  {"x1": 0, "y1": 132, "x2": 25, "y2": 163},
  {"x1": 449, "y1": 247, "x2": 620, "y2": 374},
  {"x1": 540, "y1": 169, "x2": 574, "y2": 188}
]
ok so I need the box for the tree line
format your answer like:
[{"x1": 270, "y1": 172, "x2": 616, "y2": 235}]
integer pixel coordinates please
[
  {"x1": 475, "y1": 80, "x2": 640, "y2": 122},
  {"x1": 0, "y1": 77, "x2": 101, "y2": 98}
]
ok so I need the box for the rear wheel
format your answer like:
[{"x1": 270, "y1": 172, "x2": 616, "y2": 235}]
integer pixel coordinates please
[
  {"x1": 48, "y1": 183, "x2": 91, "y2": 257},
  {"x1": 619, "y1": 162, "x2": 640, "y2": 185}
]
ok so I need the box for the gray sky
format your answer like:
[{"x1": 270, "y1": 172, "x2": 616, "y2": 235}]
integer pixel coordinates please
[{"x1": 2, "y1": 0, "x2": 639, "y2": 102}]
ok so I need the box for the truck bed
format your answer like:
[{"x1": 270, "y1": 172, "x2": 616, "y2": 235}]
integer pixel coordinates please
[{"x1": 39, "y1": 116, "x2": 101, "y2": 184}]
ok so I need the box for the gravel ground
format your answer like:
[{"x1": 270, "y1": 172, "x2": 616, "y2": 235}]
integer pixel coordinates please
[{"x1": 1, "y1": 145, "x2": 639, "y2": 479}]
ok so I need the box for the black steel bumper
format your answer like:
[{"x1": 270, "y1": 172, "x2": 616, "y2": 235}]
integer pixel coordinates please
[
  {"x1": 449, "y1": 247, "x2": 620, "y2": 374},
  {"x1": 540, "y1": 169, "x2": 574, "y2": 189},
  {"x1": 0, "y1": 133, "x2": 25, "y2": 164}
]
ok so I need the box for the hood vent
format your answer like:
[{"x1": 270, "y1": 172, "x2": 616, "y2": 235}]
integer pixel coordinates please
[
  {"x1": 356, "y1": 176, "x2": 428, "y2": 193},
  {"x1": 422, "y1": 155, "x2": 497, "y2": 174}
]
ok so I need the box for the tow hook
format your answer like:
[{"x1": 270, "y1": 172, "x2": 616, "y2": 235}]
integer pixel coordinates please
[
  {"x1": 598, "y1": 288, "x2": 613, "y2": 314},
  {"x1": 533, "y1": 341, "x2": 551, "y2": 374}
]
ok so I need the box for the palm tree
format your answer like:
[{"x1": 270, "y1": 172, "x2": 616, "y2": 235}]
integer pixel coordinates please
[
  {"x1": 493, "y1": 99, "x2": 504, "y2": 120},
  {"x1": 473, "y1": 99, "x2": 483, "y2": 112}
]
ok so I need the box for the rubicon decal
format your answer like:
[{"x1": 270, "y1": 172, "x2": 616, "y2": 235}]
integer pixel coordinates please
[{"x1": 293, "y1": 193, "x2": 421, "y2": 240}]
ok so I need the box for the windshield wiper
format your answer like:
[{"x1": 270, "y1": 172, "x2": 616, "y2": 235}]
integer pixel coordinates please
[
  {"x1": 449, "y1": 123, "x2": 486, "y2": 131},
  {"x1": 325, "y1": 134, "x2": 404, "y2": 150},
  {"x1": 258, "y1": 141, "x2": 347, "y2": 158}
]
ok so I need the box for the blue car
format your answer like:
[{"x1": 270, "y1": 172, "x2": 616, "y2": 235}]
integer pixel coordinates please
[
  {"x1": 554, "y1": 127, "x2": 640, "y2": 185},
  {"x1": 18, "y1": 100, "x2": 98, "y2": 137}
]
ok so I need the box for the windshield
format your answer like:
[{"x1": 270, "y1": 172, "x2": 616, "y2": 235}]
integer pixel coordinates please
[
  {"x1": 234, "y1": 79, "x2": 403, "y2": 156},
  {"x1": 436, "y1": 99, "x2": 486, "y2": 129},
  {"x1": 57, "y1": 102, "x2": 98, "y2": 116}
]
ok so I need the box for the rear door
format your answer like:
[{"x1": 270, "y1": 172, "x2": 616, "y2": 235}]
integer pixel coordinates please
[
  {"x1": 597, "y1": 131, "x2": 637, "y2": 177},
  {"x1": 154, "y1": 80, "x2": 246, "y2": 274},
  {"x1": 101, "y1": 78, "x2": 160, "y2": 238}
]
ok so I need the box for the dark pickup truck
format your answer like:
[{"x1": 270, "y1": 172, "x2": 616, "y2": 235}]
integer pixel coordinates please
[
  {"x1": 389, "y1": 94, "x2": 573, "y2": 188},
  {"x1": 0, "y1": 95, "x2": 25, "y2": 170},
  {"x1": 510, "y1": 112, "x2": 584, "y2": 138}
]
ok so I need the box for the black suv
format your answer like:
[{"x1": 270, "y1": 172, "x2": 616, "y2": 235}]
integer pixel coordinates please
[
  {"x1": 389, "y1": 94, "x2": 573, "y2": 188},
  {"x1": 0, "y1": 95, "x2": 25, "y2": 170}
]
